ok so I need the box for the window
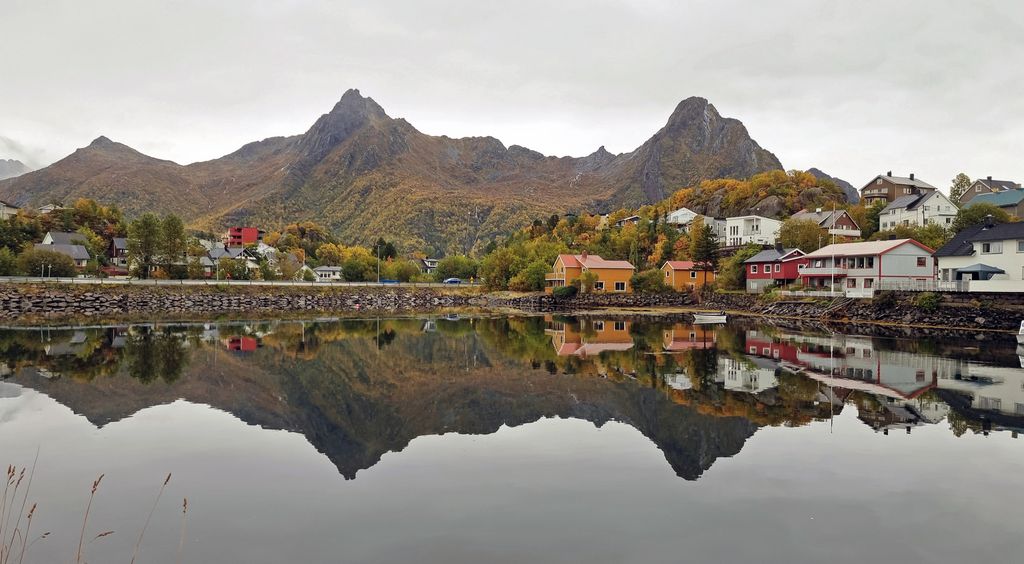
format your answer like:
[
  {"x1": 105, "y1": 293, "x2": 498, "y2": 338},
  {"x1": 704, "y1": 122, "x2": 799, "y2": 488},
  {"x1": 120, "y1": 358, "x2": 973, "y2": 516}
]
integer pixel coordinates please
[
  {"x1": 981, "y1": 242, "x2": 1003, "y2": 254},
  {"x1": 798, "y1": 264, "x2": 806, "y2": 270},
  {"x1": 867, "y1": 257, "x2": 874, "y2": 268},
  {"x1": 614, "y1": 281, "x2": 626, "y2": 292},
  {"x1": 749, "y1": 346, "x2": 757, "y2": 354},
  {"x1": 976, "y1": 185, "x2": 982, "y2": 192},
  {"x1": 775, "y1": 263, "x2": 781, "y2": 272},
  {"x1": 814, "y1": 259, "x2": 823, "y2": 268},
  {"x1": 864, "y1": 279, "x2": 874, "y2": 288},
  {"x1": 945, "y1": 217, "x2": 951, "y2": 224},
  {"x1": 690, "y1": 271, "x2": 697, "y2": 279},
  {"x1": 857, "y1": 257, "x2": 865, "y2": 269},
  {"x1": 751, "y1": 265, "x2": 758, "y2": 274},
  {"x1": 665, "y1": 270, "x2": 670, "y2": 278},
  {"x1": 916, "y1": 257, "x2": 926, "y2": 267},
  {"x1": 1018, "y1": 240, "x2": 1024, "y2": 253},
  {"x1": 594, "y1": 281, "x2": 605, "y2": 290},
  {"x1": 876, "y1": 178, "x2": 883, "y2": 185},
  {"x1": 613, "y1": 321, "x2": 626, "y2": 331},
  {"x1": 847, "y1": 278, "x2": 857, "y2": 288},
  {"x1": 593, "y1": 321, "x2": 605, "y2": 331}
]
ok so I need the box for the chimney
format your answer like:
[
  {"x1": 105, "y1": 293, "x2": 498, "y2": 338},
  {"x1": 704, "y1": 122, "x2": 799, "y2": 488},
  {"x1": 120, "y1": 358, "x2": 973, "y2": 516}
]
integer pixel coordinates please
[
  {"x1": 984, "y1": 214, "x2": 994, "y2": 229},
  {"x1": 909, "y1": 173, "x2": 915, "y2": 181},
  {"x1": 775, "y1": 242, "x2": 784, "y2": 253},
  {"x1": 581, "y1": 249, "x2": 588, "y2": 260},
  {"x1": 886, "y1": 171, "x2": 892, "y2": 177},
  {"x1": 987, "y1": 175, "x2": 993, "y2": 181}
]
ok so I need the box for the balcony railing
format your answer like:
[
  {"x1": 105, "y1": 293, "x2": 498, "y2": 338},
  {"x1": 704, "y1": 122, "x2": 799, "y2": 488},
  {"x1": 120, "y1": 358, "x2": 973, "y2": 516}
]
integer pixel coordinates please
[
  {"x1": 545, "y1": 273, "x2": 565, "y2": 281},
  {"x1": 799, "y1": 266, "x2": 846, "y2": 276}
]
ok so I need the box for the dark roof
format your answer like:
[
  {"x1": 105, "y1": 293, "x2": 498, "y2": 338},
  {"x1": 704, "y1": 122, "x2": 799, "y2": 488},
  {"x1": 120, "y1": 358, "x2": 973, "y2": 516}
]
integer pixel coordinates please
[
  {"x1": 45, "y1": 231, "x2": 88, "y2": 245},
  {"x1": 35, "y1": 243, "x2": 90, "y2": 261},
  {"x1": 861, "y1": 174, "x2": 937, "y2": 191},
  {"x1": 934, "y1": 225, "x2": 980, "y2": 257},
  {"x1": 881, "y1": 194, "x2": 923, "y2": 213},
  {"x1": 744, "y1": 248, "x2": 801, "y2": 263},
  {"x1": 976, "y1": 178, "x2": 1021, "y2": 191},
  {"x1": 111, "y1": 237, "x2": 128, "y2": 250},
  {"x1": 934, "y1": 222, "x2": 1024, "y2": 257}
]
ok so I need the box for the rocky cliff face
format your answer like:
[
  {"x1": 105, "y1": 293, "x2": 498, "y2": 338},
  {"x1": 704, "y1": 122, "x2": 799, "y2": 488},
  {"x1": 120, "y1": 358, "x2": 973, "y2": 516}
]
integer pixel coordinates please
[
  {"x1": 0, "y1": 90, "x2": 784, "y2": 251},
  {"x1": 0, "y1": 158, "x2": 31, "y2": 181}
]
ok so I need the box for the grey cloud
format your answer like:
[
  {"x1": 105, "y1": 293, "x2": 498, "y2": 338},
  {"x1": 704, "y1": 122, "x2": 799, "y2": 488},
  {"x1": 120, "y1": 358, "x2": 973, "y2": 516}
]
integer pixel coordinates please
[{"x1": 0, "y1": 0, "x2": 1021, "y2": 192}]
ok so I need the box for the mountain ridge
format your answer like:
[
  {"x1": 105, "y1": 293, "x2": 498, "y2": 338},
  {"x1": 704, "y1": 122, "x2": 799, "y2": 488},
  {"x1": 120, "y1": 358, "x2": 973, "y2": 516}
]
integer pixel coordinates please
[
  {"x1": 0, "y1": 90, "x2": 784, "y2": 252},
  {"x1": 0, "y1": 158, "x2": 32, "y2": 181}
]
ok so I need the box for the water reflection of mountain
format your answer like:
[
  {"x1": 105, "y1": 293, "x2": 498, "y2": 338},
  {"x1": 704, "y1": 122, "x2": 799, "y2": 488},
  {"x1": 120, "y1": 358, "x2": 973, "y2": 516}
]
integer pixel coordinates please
[
  {"x1": 4, "y1": 317, "x2": 1021, "y2": 483},
  {"x1": 3, "y1": 319, "x2": 757, "y2": 481}
]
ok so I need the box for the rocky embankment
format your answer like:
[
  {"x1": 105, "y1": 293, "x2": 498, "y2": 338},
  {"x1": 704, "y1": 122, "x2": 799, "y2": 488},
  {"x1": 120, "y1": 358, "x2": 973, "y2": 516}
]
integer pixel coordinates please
[
  {"x1": 0, "y1": 284, "x2": 479, "y2": 320},
  {"x1": 498, "y1": 290, "x2": 1023, "y2": 332}
]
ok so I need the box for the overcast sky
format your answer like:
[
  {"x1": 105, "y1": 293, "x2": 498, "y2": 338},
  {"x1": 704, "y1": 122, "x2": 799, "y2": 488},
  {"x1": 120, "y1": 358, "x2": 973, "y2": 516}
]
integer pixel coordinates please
[{"x1": 2, "y1": 0, "x2": 1022, "y2": 191}]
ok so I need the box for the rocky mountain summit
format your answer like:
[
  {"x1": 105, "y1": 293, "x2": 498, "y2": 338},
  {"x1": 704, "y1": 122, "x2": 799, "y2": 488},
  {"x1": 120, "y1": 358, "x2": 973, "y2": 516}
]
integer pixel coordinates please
[{"x1": 0, "y1": 90, "x2": 784, "y2": 251}]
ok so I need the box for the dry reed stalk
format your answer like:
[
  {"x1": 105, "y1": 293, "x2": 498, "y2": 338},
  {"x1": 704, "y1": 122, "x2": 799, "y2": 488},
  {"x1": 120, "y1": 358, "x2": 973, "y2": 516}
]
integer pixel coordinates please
[
  {"x1": 130, "y1": 473, "x2": 171, "y2": 564},
  {"x1": 177, "y1": 498, "x2": 188, "y2": 564},
  {"x1": 75, "y1": 473, "x2": 104, "y2": 564}
]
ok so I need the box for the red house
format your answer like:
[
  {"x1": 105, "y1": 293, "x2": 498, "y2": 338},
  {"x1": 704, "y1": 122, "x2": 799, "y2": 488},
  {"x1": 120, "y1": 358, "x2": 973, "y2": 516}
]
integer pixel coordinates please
[
  {"x1": 743, "y1": 246, "x2": 808, "y2": 293},
  {"x1": 225, "y1": 227, "x2": 265, "y2": 247}
]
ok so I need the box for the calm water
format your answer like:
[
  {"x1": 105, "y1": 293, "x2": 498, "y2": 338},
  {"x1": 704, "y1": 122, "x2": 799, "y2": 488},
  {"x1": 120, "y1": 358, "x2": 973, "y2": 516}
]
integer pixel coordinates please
[{"x1": 1, "y1": 315, "x2": 1022, "y2": 563}]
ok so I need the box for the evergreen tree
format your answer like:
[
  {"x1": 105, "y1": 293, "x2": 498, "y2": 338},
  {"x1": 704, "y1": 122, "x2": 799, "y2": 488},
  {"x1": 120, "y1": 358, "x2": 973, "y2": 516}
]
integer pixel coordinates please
[{"x1": 690, "y1": 224, "x2": 719, "y2": 271}]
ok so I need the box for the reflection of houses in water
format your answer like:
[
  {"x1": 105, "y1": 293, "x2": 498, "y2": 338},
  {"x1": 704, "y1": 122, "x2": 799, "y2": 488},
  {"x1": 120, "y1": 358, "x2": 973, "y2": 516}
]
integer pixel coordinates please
[
  {"x1": 662, "y1": 324, "x2": 716, "y2": 351},
  {"x1": 746, "y1": 330, "x2": 965, "y2": 433},
  {"x1": 937, "y1": 363, "x2": 1024, "y2": 431},
  {"x1": 663, "y1": 373, "x2": 693, "y2": 391},
  {"x1": 770, "y1": 332, "x2": 959, "y2": 401},
  {"x1": 222, "y1": 336, "x2": 261, "y2": 353},
  {"x1": 43, "y1": 330, "x2": 88, "y2": 357},
  {"x1": 545, "y1": 317, "x2": 633, "y2": 357},
  {"x1": 716, "y1": 355, "x2": 779, "y2": 394}
]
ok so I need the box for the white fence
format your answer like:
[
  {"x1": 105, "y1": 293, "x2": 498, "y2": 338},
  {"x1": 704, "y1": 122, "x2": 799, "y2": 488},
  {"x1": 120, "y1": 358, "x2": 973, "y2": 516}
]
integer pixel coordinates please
[{"x1": 0, "y1": 276, "x2": 476, "y2": 288}]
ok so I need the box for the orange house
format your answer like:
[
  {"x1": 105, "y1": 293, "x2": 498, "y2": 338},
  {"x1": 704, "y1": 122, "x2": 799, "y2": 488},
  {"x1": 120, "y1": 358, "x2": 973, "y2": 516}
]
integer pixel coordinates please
[
  {"x1": 545, "y1": 316, "x2": 634, "y2": 357},
  {"x1": 661, "y1": 261, "x2": 715, "y2": 291},
  {"x1": 545, "y1": 252, "x2": 635, "y2": 294}
]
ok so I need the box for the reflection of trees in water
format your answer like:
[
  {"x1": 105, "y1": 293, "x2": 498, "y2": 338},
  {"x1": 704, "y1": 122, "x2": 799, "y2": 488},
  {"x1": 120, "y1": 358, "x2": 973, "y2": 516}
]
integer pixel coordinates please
[{"x1": 124, "y1": 328, "x2": 188, "y2": 384}]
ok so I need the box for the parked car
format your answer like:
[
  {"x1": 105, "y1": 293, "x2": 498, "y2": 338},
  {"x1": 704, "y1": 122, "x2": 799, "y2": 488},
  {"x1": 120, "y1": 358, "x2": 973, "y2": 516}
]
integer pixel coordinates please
[
  {"x1": 443, "y1": 278, "x2": 462, "y2": 284},
  {"x1": 380, "y1": 279, "x2": 399, "y2": 284}
]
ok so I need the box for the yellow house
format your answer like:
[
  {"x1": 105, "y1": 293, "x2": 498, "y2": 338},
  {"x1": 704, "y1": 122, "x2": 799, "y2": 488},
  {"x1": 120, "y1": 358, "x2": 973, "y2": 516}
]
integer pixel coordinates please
[
  {"x1": 661, "y1": 261, "x2": 715, "y2": 292},
  {"x1": 545, "y1": 252, "x2": 635, "y2": 293}
]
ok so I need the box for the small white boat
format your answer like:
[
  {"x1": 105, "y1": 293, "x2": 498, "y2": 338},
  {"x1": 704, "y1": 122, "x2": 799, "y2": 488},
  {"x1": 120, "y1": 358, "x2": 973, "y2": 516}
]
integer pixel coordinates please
[
  {"x1": 1016, "y1": 321, "x2": 1024, "y2": 345},
  {"x1": 693, "y1": 311, "x2": 727, "y2": 324}
]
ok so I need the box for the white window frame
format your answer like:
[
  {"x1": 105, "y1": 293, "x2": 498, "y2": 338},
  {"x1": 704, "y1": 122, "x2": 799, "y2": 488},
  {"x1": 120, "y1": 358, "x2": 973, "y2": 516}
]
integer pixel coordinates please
[
  {"x1": 614, "y1": 281, "x2": 626, "y2": 292},
  {"x1": 751, "y1": 265, "x2": 758, "y2": 274},
  {"x1": 594, "y1": 281, "x2": 605, "y2": 291},
  {"x1": 613, "y1": 321, "x2": 626, "y2": 331}
]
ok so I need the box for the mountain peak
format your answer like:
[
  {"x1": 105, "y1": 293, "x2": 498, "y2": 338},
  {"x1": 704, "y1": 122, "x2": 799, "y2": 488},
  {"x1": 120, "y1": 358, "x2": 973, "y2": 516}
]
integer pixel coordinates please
[
  {"x1": 665, "y1": 96, "x2": 720, "y2": 128},
  {"x1": 329, "y1": 88, "x2": 387, "y2": 119},
  {"x1": 0, "y1": 158, "x2": 32, "y2": 181},
  {"x1": 89, "y1": 135, "x2": 115, "y2": 147}
]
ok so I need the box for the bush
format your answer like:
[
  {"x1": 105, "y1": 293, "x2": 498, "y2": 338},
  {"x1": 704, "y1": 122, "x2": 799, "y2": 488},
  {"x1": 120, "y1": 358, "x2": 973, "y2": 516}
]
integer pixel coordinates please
[
  {"x1": 874, "y1": 290, "x2": 898, "y2": 308},
  {"x1": 552, "y1": 285, "x2": 578, "y2": 299},
  {"x1": 17, "y1": 248, "x2": 77, "y2": 277},
  {"x1": 913, "y1": 292, "x2": 942, "y2": 311},
  {"x1": 630, "y1": 269, "x2": 672, "y2": 294},
  {"x1": 0, "y1": 247, "x2": 19, "y2": 275}
]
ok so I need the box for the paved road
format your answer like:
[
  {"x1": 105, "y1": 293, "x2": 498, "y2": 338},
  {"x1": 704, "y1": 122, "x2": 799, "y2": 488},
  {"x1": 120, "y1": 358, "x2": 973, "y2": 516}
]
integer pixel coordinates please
[{"x1": 0, "y1": 276, "x2": 477, "y2": 288}]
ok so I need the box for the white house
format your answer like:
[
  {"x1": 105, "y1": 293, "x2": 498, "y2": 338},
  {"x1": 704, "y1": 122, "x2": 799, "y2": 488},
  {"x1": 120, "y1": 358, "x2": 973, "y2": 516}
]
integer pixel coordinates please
[
  {"x1": 722, "y1": 215, "x2": 782, "y2": 247},
  {"x1": 716, "y1": 356, "x2": 779, "y2": 394},
  {"x1": 665, "y1": 207, "x2": 699, "y2": 227},
  {"x1": 934, "y1": 221, "x2": 1024, "y2": 292},
  {"x1": 313, "y1": 266, "x2": 344, "y2": 281},
  {"x1": 798, "y1": 238, "x2": 936, "y2": 296},
  {"x1": 879, "y1": 191, "x2": 958, "y2": 231},
  {"x1": 0, "y1": 200, "x2": 19, "y2": 220}
]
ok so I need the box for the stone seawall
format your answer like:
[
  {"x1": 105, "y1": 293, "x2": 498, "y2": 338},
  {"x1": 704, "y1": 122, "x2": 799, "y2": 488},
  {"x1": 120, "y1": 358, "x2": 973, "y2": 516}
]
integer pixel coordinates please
[{"x1": 0, "y1": 284, "x2": 479, "y2": 320}]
